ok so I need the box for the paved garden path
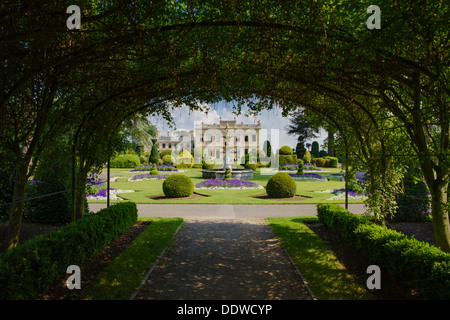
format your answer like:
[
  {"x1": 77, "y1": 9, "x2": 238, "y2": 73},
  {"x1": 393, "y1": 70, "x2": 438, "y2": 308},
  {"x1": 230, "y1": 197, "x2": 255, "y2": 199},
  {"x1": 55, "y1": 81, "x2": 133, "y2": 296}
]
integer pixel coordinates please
[
  {"x1": 90, "y1": 203, "x2": 367, "y2": 219},
  {"x1": 132, "y1": 219, "x2": 313, "y2": 300}
]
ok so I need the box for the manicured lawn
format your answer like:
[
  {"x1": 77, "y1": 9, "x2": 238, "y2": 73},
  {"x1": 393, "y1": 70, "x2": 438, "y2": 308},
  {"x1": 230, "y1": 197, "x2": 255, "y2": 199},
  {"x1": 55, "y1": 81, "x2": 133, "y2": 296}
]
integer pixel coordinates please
[
  {"x1": 80, "y1": 217, "x2": 184, "y2": 300},
  {"x1": 267, "y1": 216, "x2": 375, "y2": 300},
  {"x1": 89, "y1": 167, "x2": 365, "y2": 205}
]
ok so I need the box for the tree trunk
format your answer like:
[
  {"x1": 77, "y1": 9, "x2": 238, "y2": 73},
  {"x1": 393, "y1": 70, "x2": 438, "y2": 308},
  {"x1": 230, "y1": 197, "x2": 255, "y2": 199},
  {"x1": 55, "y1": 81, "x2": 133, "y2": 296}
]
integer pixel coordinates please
[
  {"x1": 74, "y1": 168, "x2": 88, "y2": 221},
  {"x1": 430, "y1": 182, "x2": 450, "y2": 253},
  {"x1": 6, "y1": 163, "x2": 29, "y2": 251},
  {"x1": 327, "y1": 130, "x2": 335, "y2": 156}
]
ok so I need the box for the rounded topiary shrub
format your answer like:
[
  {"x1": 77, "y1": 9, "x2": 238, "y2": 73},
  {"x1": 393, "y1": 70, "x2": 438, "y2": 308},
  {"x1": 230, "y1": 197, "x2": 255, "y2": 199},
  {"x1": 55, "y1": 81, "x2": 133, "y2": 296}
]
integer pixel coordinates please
[
  {"x1": 162, "y1": 174, "x2": 194, "y2": 198},
  {"x1": 279, "y1": 145, "x2": 294, "y2": 155},
  {"x1": 266, "y1": 172, "x2": 296, "y2": 198}
]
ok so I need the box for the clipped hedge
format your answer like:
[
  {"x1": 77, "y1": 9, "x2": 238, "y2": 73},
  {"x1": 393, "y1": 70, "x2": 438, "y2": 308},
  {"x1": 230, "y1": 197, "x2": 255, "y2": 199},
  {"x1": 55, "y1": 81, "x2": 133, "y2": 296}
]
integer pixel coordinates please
[
  {"x1": 110, "y1": 154, "x2": 140, "y2": 168},
  {"x1": 0, "y1": 202, "x2": 137, "y2": 300},
  {"x1": 312, "y1": 156, "x2": 338, "y2": 168},
  {"x1": 317, "y1": 203, "x2": 450, "y2": 299}
]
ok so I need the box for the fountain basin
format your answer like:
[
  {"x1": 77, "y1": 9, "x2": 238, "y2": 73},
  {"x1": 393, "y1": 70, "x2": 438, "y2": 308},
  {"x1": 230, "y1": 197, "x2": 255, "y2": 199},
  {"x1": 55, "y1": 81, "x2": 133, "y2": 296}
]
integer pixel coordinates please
[{"x1": 202, "y1": 168, "x2": 253, "y2": 180}]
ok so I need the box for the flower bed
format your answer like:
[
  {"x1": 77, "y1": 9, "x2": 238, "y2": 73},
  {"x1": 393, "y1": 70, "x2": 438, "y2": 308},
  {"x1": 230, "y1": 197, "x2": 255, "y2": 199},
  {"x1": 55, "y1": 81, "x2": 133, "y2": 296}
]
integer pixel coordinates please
[
  {"x1": 128, "y1": 173, "x2": 169, "y2": 181},
  {"x1": 330, "y1": 188, "x2": 367, "y2": 200},
  {"x1": 86, "y1": 188, "x2": 134, "y2": 200},
  {"x1": 288, "y1": 172, "x2": 327, "y2": 181},
  {"x1": 315, "y1": 188, "x2": 367, "y2": 200},
  {"x1": 130, "y1": 164, "x2": 178, "y2": 172},
  {"x1": 195, "y1": 178, "x2": 263, "y2": 190}
]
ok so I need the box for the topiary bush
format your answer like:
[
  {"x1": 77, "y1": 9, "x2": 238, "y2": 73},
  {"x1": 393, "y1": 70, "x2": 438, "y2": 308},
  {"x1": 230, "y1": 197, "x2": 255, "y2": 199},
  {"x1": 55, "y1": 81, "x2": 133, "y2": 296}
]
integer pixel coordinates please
[
  {"x1": 244, "y1": 162, "x2": 258, "y2": 171},
  {"x1": 150, "y1": 163, "x2": 159, "y2": 175},
  {"x1": 149, "y1": 140, "x2": 161, "y2": 164},
  {"x1": 279, "y1": 145, "x2": 293, "y2": 155},
  {"x1": 224, "y1": 167, "x2": 232, "y2": 181},
  {"x1": 162, "y1": 154, "x2": 174, "y2": 165},
  {"x1": 162, "y1": 174, "x2": 194, "y2": 198},
  {"x1": 266, "y1": 172, "x2": 297, "y2": 198}
]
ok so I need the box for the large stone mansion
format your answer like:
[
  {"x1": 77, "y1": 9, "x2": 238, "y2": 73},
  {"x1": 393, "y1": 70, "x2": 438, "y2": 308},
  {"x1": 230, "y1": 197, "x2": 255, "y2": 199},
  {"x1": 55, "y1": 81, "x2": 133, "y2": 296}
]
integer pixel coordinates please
[{"x1": 155, "y1": 119, "x2": 262, "y2": 162}]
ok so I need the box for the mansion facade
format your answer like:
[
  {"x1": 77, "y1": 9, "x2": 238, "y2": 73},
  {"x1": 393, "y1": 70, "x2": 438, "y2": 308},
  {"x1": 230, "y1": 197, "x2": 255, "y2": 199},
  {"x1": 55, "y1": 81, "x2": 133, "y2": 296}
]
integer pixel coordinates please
[{"x1": 155, "y1": 119, "x2": 262, "y2": 163}]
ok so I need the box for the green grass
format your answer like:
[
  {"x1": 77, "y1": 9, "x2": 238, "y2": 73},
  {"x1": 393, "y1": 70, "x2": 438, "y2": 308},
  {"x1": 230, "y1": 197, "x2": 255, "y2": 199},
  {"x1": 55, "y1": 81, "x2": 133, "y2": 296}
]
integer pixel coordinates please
[
  {"x1": 90, "y1": 167, "x2": 364, "y2": 205},
  {"x1": 267, "y1": 216, "x2": 375, "y2": 300},
  {"x1": 79, "y1": 217, "x2": 183, "y2": 300}
]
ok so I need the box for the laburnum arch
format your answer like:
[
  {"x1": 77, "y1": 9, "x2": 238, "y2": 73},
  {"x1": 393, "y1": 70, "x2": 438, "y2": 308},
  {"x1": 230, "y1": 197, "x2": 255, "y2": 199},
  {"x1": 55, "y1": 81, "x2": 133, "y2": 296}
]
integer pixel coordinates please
[{"x1": 1, "y1": 1, "x2": 448, "y2": 251}]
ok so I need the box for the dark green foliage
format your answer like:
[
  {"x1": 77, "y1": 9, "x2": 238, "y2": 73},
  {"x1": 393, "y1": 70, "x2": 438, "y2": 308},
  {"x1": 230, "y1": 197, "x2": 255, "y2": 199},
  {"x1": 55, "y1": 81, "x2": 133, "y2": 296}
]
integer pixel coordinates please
[
  {"x1": 162, "y1": 174, "x2": 194, "y2": 198},
  {"x1": 266, "y1": 172, "x2": 296, "y2": 198},
  {"x1": 0, "y1": 202, "x2": 137, "y2": 300},
  {"x1": 295, "y1": 142, "x2": 306, "y2": 159},
  {"x1": 319, "y1": 150, "x2": 328, "y2": 157},
  {"x1": 317, "y1": 204, "x2": 450, "y2": 299},
  {"x1": 149, "y1": 140, "x2": 161, "y2": 164},
  {"x1": 110, "y1": 154, "x2": 140, "y2": 168},
  {"x1": 263, "y1": 140, "x2": 272, "y2": 157},
  {"x1": 24, "y1": 173, "x2": 72, "y2": 225},
  {"x1": 0, "y1": 162, "x2": 15, "y2": 223},
  {"x1": 392, "y1": 177, "x2": 430, "y2": 222},
  {"x1": 311, "y1": 141, "x2": 319, "y2": 158},
  {"x1": 24, "y1": 138, "x2": 84, "y2": 225},
  {"x1": 296, "y1": 161, "x2": 304, "y2": 175}
]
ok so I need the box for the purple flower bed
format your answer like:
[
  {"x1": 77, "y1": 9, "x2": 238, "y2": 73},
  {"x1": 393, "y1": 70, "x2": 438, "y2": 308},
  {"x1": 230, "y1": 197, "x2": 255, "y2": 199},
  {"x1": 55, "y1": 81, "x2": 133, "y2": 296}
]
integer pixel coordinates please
[
  {"x1": 195, "y1": 178, "x2": 261, "y2": 189},
  {"x1": 86, "y1": 188, "x2": 117, "y2": 197},
  {"x1": 129, "y1": 174, "x2": 169, "y2": 181},
  {"x1": 86, "y1": 173, "x2": 108, "y2": 187},
  {"x1": 289, "y1": 172, "x2": 326, "y2": 180},
  {"x1": 332, "y1": 188, "x2": 367, "y2": 197}
]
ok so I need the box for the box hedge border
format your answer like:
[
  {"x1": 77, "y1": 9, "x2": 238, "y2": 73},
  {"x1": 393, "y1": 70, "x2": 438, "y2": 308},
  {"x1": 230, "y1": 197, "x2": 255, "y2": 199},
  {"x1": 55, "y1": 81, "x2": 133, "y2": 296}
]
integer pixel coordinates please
[
  {"x1": 0, "y1": 201, "x2": 137, "y2": 300},
  {"x1": 317, "y1": 203, "x2": 450, "y2": 299}
]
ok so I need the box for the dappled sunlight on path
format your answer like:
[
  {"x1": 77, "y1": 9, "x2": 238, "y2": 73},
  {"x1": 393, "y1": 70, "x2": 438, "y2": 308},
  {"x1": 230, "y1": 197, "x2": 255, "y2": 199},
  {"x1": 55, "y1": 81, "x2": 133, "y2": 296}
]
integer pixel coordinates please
[{"x1": 134, "y1": 219, "x2": 311, "y2": 300}]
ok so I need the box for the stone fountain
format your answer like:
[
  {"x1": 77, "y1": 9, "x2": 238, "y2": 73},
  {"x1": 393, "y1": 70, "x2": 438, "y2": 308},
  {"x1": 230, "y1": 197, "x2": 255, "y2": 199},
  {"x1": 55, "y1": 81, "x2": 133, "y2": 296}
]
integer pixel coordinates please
[{"x1": 201, "y1": 125, "x2": 253, "y2": 180}]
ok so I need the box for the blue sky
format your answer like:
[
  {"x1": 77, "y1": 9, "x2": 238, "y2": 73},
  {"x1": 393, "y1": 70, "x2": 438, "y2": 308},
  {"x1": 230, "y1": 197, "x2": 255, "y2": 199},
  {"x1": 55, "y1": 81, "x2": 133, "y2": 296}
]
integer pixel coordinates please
[{"x1": 148, "y1": 101, "x2": 326, "y2": 150}]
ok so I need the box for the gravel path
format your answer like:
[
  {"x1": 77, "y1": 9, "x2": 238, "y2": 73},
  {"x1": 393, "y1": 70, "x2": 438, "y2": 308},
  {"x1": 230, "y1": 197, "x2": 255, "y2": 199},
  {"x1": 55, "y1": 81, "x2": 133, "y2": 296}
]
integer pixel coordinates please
[{"x1": 133, "y1": 219, "x2": 312, "y2": 300}]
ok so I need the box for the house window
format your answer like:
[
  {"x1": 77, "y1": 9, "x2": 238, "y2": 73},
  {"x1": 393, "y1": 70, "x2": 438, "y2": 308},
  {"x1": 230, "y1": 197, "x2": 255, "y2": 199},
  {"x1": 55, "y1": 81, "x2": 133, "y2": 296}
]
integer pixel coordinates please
[
  {"x1": 169, "y1": 143, "x2": 172, "y2": 148},
  {"x1": 245, "y1": 135, "x2": 248, "y2": 142},
  {"x1": 162, "y1": 143, "x2": 166, "y2": 148},
  {"x1": 245, "y1": 148, "x2": 248, "y2": 155}
]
